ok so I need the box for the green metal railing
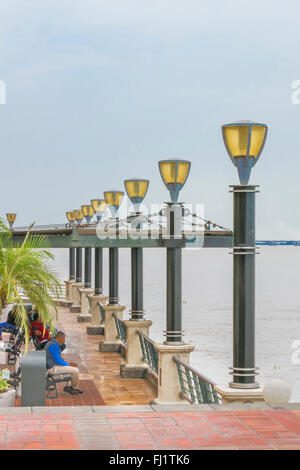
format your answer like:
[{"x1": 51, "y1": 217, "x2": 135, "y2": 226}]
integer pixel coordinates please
[
  {"x1": 113, "y1": 313, "x2": 127, "y2": 345},
  {"x1": 173, "y1": 355, "x2": 221, "y2": 404},
  {"x1": 98, "y1": 303, "x2": 105, "y2": 323},
  {"x1": 137, "y1": 330, "x2": 158, "y2": 375}
]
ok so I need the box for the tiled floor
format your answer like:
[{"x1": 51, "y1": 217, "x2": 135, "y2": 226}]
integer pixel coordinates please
[
  {"x1": 1, "y1": 410, "x2": 300, "y2": 450},
  {"x1": 55, "y1": 306, "x2": 157, "y2": 405},
  {"x1": 2, "y1": 305, "x2": 157, "y2": 406}
]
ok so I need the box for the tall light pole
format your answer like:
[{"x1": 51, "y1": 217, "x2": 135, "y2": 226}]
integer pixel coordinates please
[
  {"x1": 104, "y1": 190, "x2": 124, "y2": 305},
  {"x1": 65, "y1": 211, "x2": 76, "y2": 281},
  {"x1": 159, "y1": 159, "x2": 191, "y2": 344},
  {"x1": 124, "y1": 178, "x2": 149, "y2": 321},
  {"x1": 222, "y1": 120, "x2": 268, "y2": 389},
  {"x1": 6, "y1": 213, "x2": 17, "y2": 230},
  {"x1": 91, "y1": 199, "x2": 107, "y2": 294}
]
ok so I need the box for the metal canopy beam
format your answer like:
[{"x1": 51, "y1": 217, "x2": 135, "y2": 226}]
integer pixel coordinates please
[{"x1": 11, "y1": 228, "x2": 233, "y2": 248}]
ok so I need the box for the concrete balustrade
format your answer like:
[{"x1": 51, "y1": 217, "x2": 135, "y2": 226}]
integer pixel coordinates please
[
  {"x1": 69, "y1": 282, "x2": 84, "y2": 313},
  {"x1": 120, "y1": 320, "x2": 153, "y2": 378},
  {"x1": 99, "y1": 305, "x2": 126, "y2": 352},
  {"x1": 63, "y1": 280, "x2": 75, "y2": 306},
  {"x1": 153, "y1": 343, "x2": 195, "y2": 405},
  {"x1": 87, "y1": 294, "x2": 108, "y2": 335},
  {"x1": 77, "y1": 288, "x2": 94, "y2": 322}
]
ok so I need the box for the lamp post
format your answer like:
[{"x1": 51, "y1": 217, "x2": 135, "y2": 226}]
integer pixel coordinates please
[
  {"x1": 86, "y1": 199, "x2": 109, "y2": 335},
  {"x1": 154, "y1": 159, "x2": 195, "y2": 405},
  {"x1": 91, "y1": 199, "x2": 106, "y2": 298},
  {"x1": 100, "y1": 190, "x2": 126, "y2": 353},
  {"x1": 124, "y1": 178, "x2": 149, "y2": 321},
  {"x1": 65, "y1": 212, "x2": 76, "y2": 281},
  {"x1": 222, "y1": 120, "x2": 268, "y2": 390},
  {"x1": 74, "y1": 209, "x2": 84, "y2": 226},
  {"x1": 91, "y1": 199, "x2": 107, "y2": 222},
  {"x1": 120, "y1": 179, "x2": 153, "y2": 378},
  {"x1": 64, "y1": 212, "x2": 76, "y2": 303},
  {"x1": 103, "y1": 190, "x2": 124, "y2": 305},
  {"x1": 69, "y1": 209, "x2": 85, "y2": 312},
  {"x1": 77, "y1": 205, "x2": 95, "y2": 320},
  {"x1": 6, "y1": 213, "x2": 16, "y2": 229},
  {"x1": 81, "y1": 205, "x2": 94, "y2": 225},
  {"x1": 91, "y1": 199, "x2": 107, "y2": 296},
  {"x1": 159, "y1": 159, "x2": 191, "y2": 344}
]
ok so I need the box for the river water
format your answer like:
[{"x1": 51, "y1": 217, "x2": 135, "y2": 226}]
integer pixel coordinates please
[{"x1": 51, "y1": 246, "x2": 300, "y2": 401}]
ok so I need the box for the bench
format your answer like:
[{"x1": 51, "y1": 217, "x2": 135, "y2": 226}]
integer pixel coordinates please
[{"x1": 7, "y1": 366, "x2": 72, "y2": 399}]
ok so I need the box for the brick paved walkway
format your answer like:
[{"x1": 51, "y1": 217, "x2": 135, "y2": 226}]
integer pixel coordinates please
[
  {"x1": 1, "y1": 305, "x2": 156, "y2": 406},
  {"x1": 54, "y1": 306, "x2": 157, "y2": 405},
  {"x1": 1, "y1": 408, "x2": 300, "y2": 450}
]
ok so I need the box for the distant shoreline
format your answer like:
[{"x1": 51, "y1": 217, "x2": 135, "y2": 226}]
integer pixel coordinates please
[{"x1": 257, "y1": 241, "x2": 300, "y2": 246}]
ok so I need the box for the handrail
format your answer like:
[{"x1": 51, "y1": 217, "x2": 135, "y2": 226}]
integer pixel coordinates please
[
  {"x1": 98, "y1": 303, "x2": 105, "y2": 323},
  {"x1": 173, "y1": 355, "x2": 221, "y2": 404},
  {"x1": 137, "y1": 330, "x2": 158, "y2": 375},
  {"x1": 112, "y1": 312, "x2": 127, "y2": 345}
]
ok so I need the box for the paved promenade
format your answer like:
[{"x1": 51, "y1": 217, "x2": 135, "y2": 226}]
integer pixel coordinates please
[
  {"x1": 1, "y1": 405, "x2": 300, "y2": 450},
  {"x1": 1, "y1": 306, "x2": 300, "y2": 449}
]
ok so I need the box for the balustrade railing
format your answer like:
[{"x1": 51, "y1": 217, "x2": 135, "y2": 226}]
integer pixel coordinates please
[
  {"x1": 112, "y1": 313, "x2": 127, "y2": 345},
  {"x1": 137, "y1": 330, "x2": 158, "y2": 375},
  {"x1": 173, "y1": 355, "x2": 221, "y2": 404},
  {"x1": 98, "y1": 303, "x2": 105, "y2": 323}
]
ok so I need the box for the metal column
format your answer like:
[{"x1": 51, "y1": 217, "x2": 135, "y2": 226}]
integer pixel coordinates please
[
  {"x1": 69, "y1": 247, "x2": 75, "y2": 280},
  {"x1": 94, "y1": 247, "x2": 103, "y2": 295},
  {"x1": 230, "y1": 184, "x2": 259, "y2": 389},
  {"x1": 84, "y1": 247, "x2": 92, "y2": 288},
  {"x1": 75, "y1": 247, "x2": 82, "y2": 283},
  {"x1": 109, "y1": 247, "x2": 119, "y2": 305},
  {"x1": 165, "y1": 203, "x2": 184, "y2": 344},
  {"x1": 131, "y1": 247, "x2": 144, "y2": 320}
]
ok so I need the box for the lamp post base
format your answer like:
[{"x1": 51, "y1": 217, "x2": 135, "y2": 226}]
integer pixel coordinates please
[
  {"x1": 229, "y1": 381, "x2": 260, "y2": 389},
  {"x1": 214, "y1": 384, "x2": 264, "y2": 404}
]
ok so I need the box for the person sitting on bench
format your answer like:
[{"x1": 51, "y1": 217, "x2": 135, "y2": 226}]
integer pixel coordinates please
[
  {"x1": 0, "y1": 305, "x2": 19, "y2": 336},
  {"x1": 44, "y1": 331, "x2": 83, "y2": 395},
  {"x1": 30, "y1": 312, "x2": 51, "y2": 346}
]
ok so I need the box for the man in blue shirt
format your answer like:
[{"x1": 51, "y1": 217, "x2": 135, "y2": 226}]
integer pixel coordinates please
[{"x1": 44, "y1": 331, "x2": 83, "y2": 395}]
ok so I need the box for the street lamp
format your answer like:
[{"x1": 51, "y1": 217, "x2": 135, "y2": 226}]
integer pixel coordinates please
[
  {"x1": 104, "y1": 190, "x2": 124, "y2": 306},
  {"x1": 222, "y1": 121, "x2": 268, "y2": 185},
  {"x1": 159, "y1": 159, "x2": 191, "y2": 202},
  {"x1": 6, "y1": 213, "x2": 17, "y2": 229},
  {"x1": 159, "y1": 159, "x2": 191, "y2": 344},
  {"x1": 222, "y1": 119, "x2": 268, "y2": 389},
  {"x1": 124, "y1": 179, "x2": 149, "y2": 321},
  {"x1": 81, "y1": 205, "x2": 94, "y2": 224},
  {"x1": 124, "y1": 179, "x2": 149, "y2": 210},
  {"x1": 65, "y1": 212, "x2": 76, "y2": 281},
  {"x1": 91, "y1": 199, "x2": 107, "y2": 222},
  {"x1": 104, "y1": 191, "x2": 124, "y2": 218},
  {"x1": 66, "y1": 211, "x2": 76, "y2": 226},
  {"x1": 74, "y1": 209, "x2": 84, "y2": 225}
]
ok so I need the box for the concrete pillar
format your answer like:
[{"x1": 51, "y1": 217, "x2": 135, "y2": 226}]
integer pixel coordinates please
[
  {"x1": 99, "y1": 305, "x2": 125, "y2": 352},
  {"x1": 87, "y1": 294, "x2": 108, "y2": 335},
  {"x1": 77, "y1": 287, "x2": 94, "y2": 322},
  {"x1": 69, "y1": 282, "x2": 84, "y2": 313},
  {"x1": 153, "y1": 343, "x2": 195, "y2": 405},
  {"x1": 68, "y1": 281, "x2": 77, "y2": 304},
  {"x1": 64, "y1": 280, "x2": 75, "y2": 304},
  {"x1": 120, "y1": 319, "x2": 153, "y2": 378}
]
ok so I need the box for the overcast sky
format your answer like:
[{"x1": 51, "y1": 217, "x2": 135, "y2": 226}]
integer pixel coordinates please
[{"x1": 0, "y1": 0, "x2": 300, "y2": 238}]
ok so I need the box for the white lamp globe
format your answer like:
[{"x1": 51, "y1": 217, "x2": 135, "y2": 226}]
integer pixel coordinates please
[{"x1": 263, "y1": 379, "x2": 291, "y2": 405}]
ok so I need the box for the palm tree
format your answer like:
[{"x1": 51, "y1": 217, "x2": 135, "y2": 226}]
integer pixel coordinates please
[{"x1": 0, "y1": 221, "x2": 62, "y2": 347}]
